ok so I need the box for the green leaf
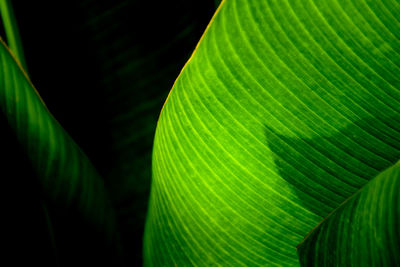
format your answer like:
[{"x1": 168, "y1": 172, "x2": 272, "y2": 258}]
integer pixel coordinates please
[
  {"x1": 145, "y1": 0, "x2": 400, "y2": 265},
  {"x1": 0, "y1": 0, "x2": 27, "y2": 71},
  {"x1": 0, "y1": 38, "x2": 117, "y2": 240},
  {"x1": 297, "y1": 160, "x2": 400, "y2": 266}
]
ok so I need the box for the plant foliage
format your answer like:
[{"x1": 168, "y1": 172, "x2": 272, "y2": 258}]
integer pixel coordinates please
[
  {"x1": 0, "y1": 0, "x2": 399, "y2": 266},
  {"x1": 145, "y1": 0, "x2": 400, "y2": 265}
]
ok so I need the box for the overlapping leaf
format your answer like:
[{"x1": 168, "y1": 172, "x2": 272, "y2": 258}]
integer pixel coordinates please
[
  {"x1": 0, "y1": 39, "x2": 117, "y2": 240},
  {"x1": 145, "y1": 0, "x2": 400, "y2": 265},
  {"x1": 297, "y1": 161, "x2": 400, "y2": 266}
]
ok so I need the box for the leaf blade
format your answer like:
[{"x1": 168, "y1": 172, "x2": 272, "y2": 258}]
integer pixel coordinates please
[
  {"x1": 145, "y1": 0, "x2": 400, "y2": 265},
  {"x1": 0, "y1": 0, "x2": 27, "y2": 70},
  {"x1": 297, "y1": 161, "x2": 400, "y2": 267},
  {"x1": 0, "y1": 38, "x2": 117, "y2": 240}
]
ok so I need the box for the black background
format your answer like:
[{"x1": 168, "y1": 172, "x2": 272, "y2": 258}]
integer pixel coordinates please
[{"x1": 0, "y1": 1, "x2": 216, "y2": 266}]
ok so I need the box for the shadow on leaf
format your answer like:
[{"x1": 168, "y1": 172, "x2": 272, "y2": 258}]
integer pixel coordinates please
[{"x1": 266, "y1": 116, "x2": 400, "y2": 217}]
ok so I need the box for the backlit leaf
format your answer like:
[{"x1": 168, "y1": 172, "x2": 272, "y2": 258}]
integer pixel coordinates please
[
  {"x1": 297, "y1": 161, "x2": 400, "y2": 266},
  {"x1": 145, "y1": 0, "x2": 400, "y2": 265}
]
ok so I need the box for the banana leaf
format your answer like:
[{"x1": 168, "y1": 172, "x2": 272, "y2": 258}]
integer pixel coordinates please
[{"x1": 145, "y1": 0, "x2": 400, "y2": 265}]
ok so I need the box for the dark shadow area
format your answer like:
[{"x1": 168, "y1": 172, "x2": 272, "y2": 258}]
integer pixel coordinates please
[
  {"x1": 2, "y1": 0, "x2": 216, "y2": 265},
  {"x1": 266, "y1": 116, "x2": 400, "y2": 217},
  {"x1": 0, "y1": 113, "x2": 123, "y2": 267},
  {"x1": 0, "y1": 114, "x2": 56, "y2": 267}
]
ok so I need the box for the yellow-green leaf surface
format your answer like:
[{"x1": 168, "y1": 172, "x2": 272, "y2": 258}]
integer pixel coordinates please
[
  {"x1": 297, "y1": 161, "x2": 400, "y2": 266},
  {"x1": 145, "y1": 0, "x2": 400, "y2": 265},
  {"x1": 0, "y1": 38, "x2": 117, "y2": 239}
]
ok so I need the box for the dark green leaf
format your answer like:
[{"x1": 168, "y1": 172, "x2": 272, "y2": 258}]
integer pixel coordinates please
[
  {"x1": 297, "y1": 161, "x2": 400, "y2": 267},
  {"x1": 0, "y1": 38, "x2": 118, "y2": 242},
  {"x1": 0, "y1": 0, "x2": 27, "y2": 70}
]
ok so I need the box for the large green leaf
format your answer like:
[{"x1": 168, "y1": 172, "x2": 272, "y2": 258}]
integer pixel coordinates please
[
  {"x1": 0, "y1": 38, "x2": 117, "y2": 242},
  {"x1": 297, "y1": 160, "x2": 400, "y2": 266},
  {"x1": 145, "y1": 0, "x2": 400, "y2": 265}
]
